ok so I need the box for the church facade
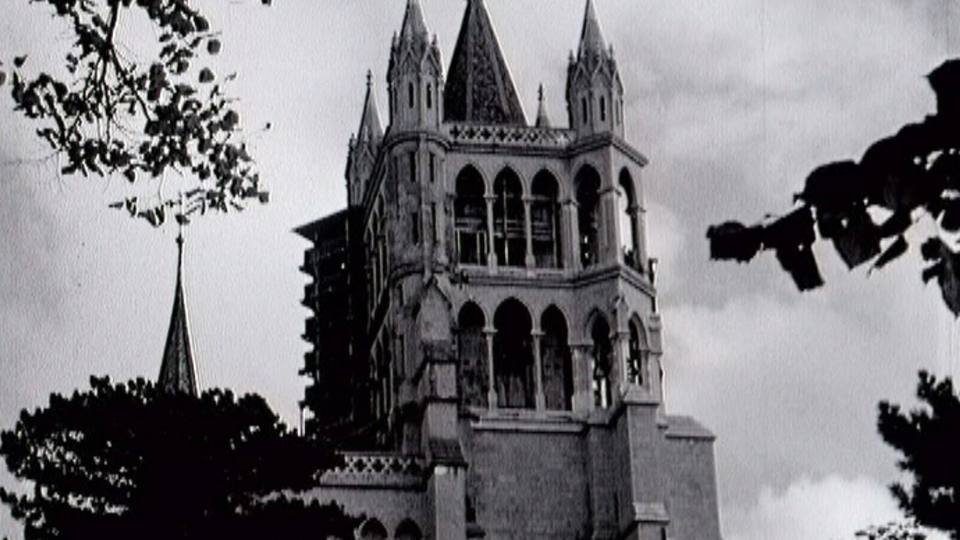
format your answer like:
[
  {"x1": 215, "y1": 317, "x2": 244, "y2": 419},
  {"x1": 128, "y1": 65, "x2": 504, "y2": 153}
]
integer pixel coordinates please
[{"x1": 296, "y1": 2, "x2": 724, "y2": 540}]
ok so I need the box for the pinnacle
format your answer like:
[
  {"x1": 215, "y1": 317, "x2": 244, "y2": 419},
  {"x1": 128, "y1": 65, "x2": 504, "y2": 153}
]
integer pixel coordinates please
[
  {"x1": 399, "y1": 0, "x2": 429, "y2": 42},
  {"x1": 578, "y1": 0, "x2": 607, "y2": 59},
  {"x1": 158, "y1": 232, "x2": 199, "y2": 396}
]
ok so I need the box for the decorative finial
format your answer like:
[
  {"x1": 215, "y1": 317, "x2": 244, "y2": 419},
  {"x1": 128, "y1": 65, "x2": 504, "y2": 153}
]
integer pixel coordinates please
[
  {"x1": 538, "y1": 84, "x2": 544, "y2": 103},
  {"x1": 366, "y1": 70, "x2": 373, "y2": 88}
]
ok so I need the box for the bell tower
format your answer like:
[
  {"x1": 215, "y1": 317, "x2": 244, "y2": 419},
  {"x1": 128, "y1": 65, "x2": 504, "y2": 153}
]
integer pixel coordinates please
[{"x1": 566, "y1": 0, "x2": 625, "y2": 138}]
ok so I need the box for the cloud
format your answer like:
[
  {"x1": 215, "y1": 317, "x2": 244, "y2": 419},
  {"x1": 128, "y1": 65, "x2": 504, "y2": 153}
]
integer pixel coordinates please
[{"x1": 724, "y1": 475, "x2": 901, "y2": 540}]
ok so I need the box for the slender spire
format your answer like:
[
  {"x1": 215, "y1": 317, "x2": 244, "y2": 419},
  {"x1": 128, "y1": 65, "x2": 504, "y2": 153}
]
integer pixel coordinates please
[
  {"x1": 357, "y1": 70, "x2": 383, "y2": 144},
  {"x1": 578, "y1": 0, "x2": 607, "y2": 60},
  {"x1": 398, "y1": 0, "x2": 429, "y2": 42},
  {"x1": 158, "y1": 231, "x2": 199, "y2": 396},
  {"x1": 535, "y1": 85, "x2": 551, "y2": 128},
  {"x1": 444, "y1": 0, "x2": 526, "y2": 125}
]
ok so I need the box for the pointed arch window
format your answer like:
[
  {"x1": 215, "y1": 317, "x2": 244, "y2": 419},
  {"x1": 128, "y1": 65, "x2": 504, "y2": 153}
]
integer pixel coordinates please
[
  {"x1": 541, "y1": 306, "x2": 572, "y2": 410},
  {"x1": 600, "y1": 95, "x2": 606, "y2": 123},
  {"x1": 426, "y1": 83, "x2": 433, "y2": 109},
  {"x1": 591, "y1": 317, "x2": 613, "y2": 409},
  {"x1": 359, "y1": 519, "x2": 388, "y2": 540},
  {"x1": 458, "y1": 303, "x2": 487, "y2": 408},
  {"x1": 454, "y1": 166, "x2": 487, "y2": 265},
  {"x1": 494, "y1": 299, "x2": 534, "y2": 409},
  {"x1": 408, "y1": 82, "x2": 415, "y2": 109},
  {"x1": 494, "y1": 169, "x2": 525, "y2": 267},
  {"x1": 627, "y1": 319, "x2": 649, "y2": 385},
  {"x1": 531, "y1": 171, "x2": 562, "y2": 268},
  {"x1": 619, "y1": 168, "x2": 641, "y2": 272},
  {"x1": 576, "y1": 166, "x2": 602, "y2": 268}
]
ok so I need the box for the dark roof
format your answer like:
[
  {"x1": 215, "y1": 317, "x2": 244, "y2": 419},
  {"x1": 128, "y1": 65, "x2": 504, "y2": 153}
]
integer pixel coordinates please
[
  {"x1": 158, "y1": 235, "x2": 198, "y2": 396},
  {"x1": 443, "y1": 0, "x2": 526, "y2": 126}
]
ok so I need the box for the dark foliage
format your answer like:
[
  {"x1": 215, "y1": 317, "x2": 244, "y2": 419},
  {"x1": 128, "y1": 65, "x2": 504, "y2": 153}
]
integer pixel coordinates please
[
  {"x1": 852, "y1": 520, "x2": 928, "y2": 540},
  {"x1": 0, "y1": 376, "x2": 356, "y2": 540},
  {"x1": 878, "y1": 372, "x2": 960, "y2": 538},
  {"x1": 707, "y1": 58, "x2": 960, "y2": 313},
  {"x1": 0, "y1": 0, "x2": 273, "y2": 226}
]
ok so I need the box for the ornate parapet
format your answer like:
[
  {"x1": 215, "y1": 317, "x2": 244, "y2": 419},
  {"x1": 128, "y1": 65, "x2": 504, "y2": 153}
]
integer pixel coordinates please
[
  {"x1": 319, "y1": 452, "x2": 426, "y2": 489},
  {"x1": 445, "y1": 123, "x2": 575, "y2": 149}
]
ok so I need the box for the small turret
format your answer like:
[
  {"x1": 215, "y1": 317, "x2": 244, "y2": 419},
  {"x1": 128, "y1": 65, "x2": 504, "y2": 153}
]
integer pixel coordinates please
[
  {"x1": 347, "y1": 71, "x2": 384, "y2": 207},
  {"x1": 158, "y1": 233, "x2": 198, "y2": 396},
  {"x1": 388, "y1": 0, "x2": 443, "y2": 131},
  {"x1": 535, "y1": 85, "x2": 551, "y2": 128},
  {"x1": 566, "y1": 0, "x2": 624, "y2": 137}
]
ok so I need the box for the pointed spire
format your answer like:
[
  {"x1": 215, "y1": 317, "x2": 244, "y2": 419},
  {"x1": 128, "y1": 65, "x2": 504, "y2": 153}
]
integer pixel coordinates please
[
  {"x1": 578, "y1": 0, "x2": 607, "y2": 60},
  {"x1": 158, "y1": 231, "x2": 199, "y2": 396},
  {"x1": 535, "y1": 85, "x2": 551, "y2": 128},
  {"x1": 398, "y1": 0, "x2": 429, "y2": 42},
  {"x1": 444, "y1": 0, "x2": 526, "y2": 125},
  {"x1": 357, "y1": 70, "x2": 383, "y2": 144}
]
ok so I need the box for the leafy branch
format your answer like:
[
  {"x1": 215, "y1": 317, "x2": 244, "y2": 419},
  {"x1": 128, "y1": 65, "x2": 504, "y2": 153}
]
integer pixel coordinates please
[
  {"x1": 707, "y1": 59, "x2": 960, "y2": 315},
  {"x1": 0, "y1": 0, "x2": 273, "y2": 228}
]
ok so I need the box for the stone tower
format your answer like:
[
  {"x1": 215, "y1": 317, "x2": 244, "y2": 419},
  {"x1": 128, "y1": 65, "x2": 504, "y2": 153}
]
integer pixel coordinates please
[{"x1": 297, "y1": 2, "x2": 724, "y2": 540}]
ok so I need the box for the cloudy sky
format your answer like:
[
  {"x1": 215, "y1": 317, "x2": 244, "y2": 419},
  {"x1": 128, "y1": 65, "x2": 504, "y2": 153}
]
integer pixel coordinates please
[{"x1": 1, "y1": 1, "x2": 958, "y2": 539}]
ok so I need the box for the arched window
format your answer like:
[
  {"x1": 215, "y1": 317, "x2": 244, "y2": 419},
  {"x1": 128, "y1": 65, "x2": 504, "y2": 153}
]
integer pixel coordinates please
[
  {"x1": 576, "y1": 166, "x2": 602, "y2": 268},
  {"x1": 591, "y1": 316, "x2": 613, "y2": 409},
  {"x1": 493, "y1": 169, "x2": 525, "y2": 267},
  {"x1": 619, "y1": 169, "x2": 641, "y2": 271},
  {"x1": 359, "y1": 519, "x2": 388, "y2": 540},
  {"x1": 600, "y1": 95, "x2": 607, "y2": 123},
  {"x1": 531, "y1": 171, "x2": 561, "y2": 268},
  {"x1": 454, "y1": 167, "x2": 487, "y2": 265},
  {"x1": 581, "y1": 97, "x2": 588, "y2": 125},
  {"x1": 541, "y1": 306, "x2": 572, "y2": 410},
  {"x1": 396, "y1": 520, "x2": 423, "y2": 540},
  {"x1": 408, "y1": 82, "x2": 415, "y2": 109},
  {"x1": 426, "y1": 83, "x2": 433, "y2": 109},
  {"x1": 494, "y1": 299, "x2": 534, "y2": 409},
  {"x1": 458, "y1": 303, "x2": 487, "y2": 408},
  {"x1": 627, "y1": 318, "x2": 649, "y2": 385}
]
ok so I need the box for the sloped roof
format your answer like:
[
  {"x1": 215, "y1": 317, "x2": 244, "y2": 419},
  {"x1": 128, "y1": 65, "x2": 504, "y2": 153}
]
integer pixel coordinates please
[
  {"x1": 443, "y1": 0, "x2": 526, "y2": 126},
  {"x1": 158, "y1": 235, "x2": 198, "y2": 396}
]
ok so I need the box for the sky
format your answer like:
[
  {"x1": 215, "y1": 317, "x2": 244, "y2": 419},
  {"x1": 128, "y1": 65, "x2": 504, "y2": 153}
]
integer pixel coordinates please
[{"x1": 1, "y1": 1, "x2": 958, "y2": 539}]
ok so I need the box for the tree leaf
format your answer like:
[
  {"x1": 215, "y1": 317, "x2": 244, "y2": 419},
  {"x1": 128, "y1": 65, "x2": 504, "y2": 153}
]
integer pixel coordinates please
[
  {"x1": 706, "y1": 222, "x2": 762, "y2": 262},
  {"x1": 775, "y1": 244, "x2": 824, "y2": 291},
  {"x1": 872, "y1": 235, "x2": 908, "y2": 271}
]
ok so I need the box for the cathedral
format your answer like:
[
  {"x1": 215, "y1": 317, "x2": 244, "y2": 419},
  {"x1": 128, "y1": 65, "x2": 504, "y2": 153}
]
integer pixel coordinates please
[{"x1": 295, "y1": 1, "x2": 724, "y2": 539}]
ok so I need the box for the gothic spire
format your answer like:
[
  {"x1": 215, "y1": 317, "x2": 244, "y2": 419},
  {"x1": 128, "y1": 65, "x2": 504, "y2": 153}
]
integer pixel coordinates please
[
  {"x1": 577, "y1": 0, "x2": 607, "y2": 60},
  {"x1": 158, "y1": 232, "x2": 199, "y2": 396},
  {"x1": 357, "y1": 70, "x2": 383, "y2": 145},
  {"x1": 535, "y1": 85, "x2": 551, "y2": 128},
  {"x1": 443, "y1": 0, "x2": 526, "y2": 126},
  {"x1": 398, "y1": 0, "x2": 429, "y2": 42}
]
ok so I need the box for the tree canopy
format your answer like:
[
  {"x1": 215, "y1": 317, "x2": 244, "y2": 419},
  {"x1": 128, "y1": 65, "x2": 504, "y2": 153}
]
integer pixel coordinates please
[
  {"x1": 0, "y1": 0, "x2": 273, "y2": 227},
  {"x1": 0, "y1": 376, "x2": 357, "y2": 540},
  {"x1": 878, "y1": 371, "x2": 960, "y2": 539},
  {"x1": 707, "y1": 58, "x2": 960, "y2": 315}
]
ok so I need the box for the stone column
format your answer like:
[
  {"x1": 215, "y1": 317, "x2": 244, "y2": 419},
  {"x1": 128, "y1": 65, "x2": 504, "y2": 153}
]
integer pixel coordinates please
[
  {"x1": 484, "y1": 328, "x2": 497, "y2": 409},
  {"x1": 523, "y1": 196, "x2": 535, "y2": 268},
  {"x1": 570, "y1": 343, "x2": 593, "y2": 414},
  {"x1": 565, "y1": 198, "x2": 580, "y2": 270},
  {"x1": 599, "y1": 186, "x2": 618, "y2": 265},
  {"x1": 627, "y1": 203, "x2": 644, "y2": 273},
  {"x1": 485, "y1": 195, "x2": 497, "y2": 268},
  {"x1": 531, "y1": 330, "x2": 545, "y2": 410}
]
